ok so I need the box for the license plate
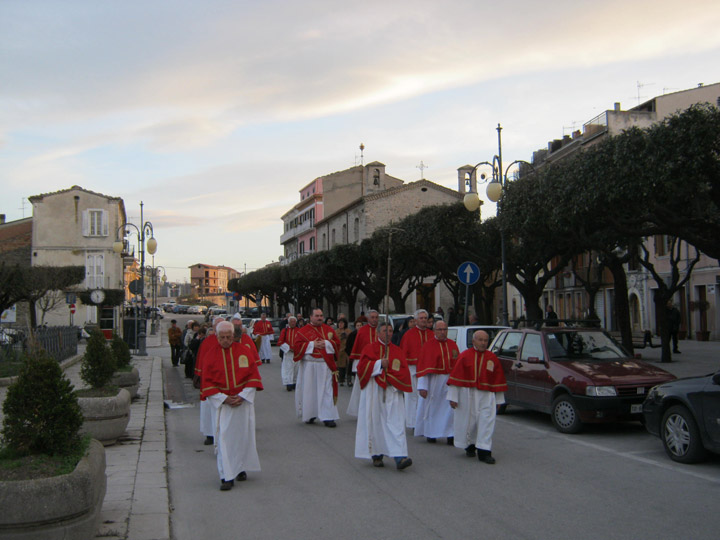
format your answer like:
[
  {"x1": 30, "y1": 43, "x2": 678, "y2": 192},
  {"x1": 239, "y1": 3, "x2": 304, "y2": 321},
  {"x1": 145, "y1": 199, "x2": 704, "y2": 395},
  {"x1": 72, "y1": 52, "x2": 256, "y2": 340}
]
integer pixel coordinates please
[{"x1": 631, "y1": 404, "x2": 643, "y2": 414}]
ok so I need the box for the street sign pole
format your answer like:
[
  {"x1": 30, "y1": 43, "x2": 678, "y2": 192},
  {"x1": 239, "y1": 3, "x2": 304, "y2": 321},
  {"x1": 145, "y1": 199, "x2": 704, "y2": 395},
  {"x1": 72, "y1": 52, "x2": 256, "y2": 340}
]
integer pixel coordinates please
[{"x1": 457, "y1": 261, "x2": 480, "y2": 326}]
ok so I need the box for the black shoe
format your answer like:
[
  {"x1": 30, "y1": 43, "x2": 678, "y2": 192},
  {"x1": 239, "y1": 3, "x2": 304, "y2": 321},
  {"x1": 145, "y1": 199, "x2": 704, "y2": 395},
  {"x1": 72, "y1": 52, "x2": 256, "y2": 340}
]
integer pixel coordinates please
[
  {"x1": 396, "y1": 457, "x2": 413, "y2": 470},
  {"x1": 286, "y1": 385, "x2": 293, "y2": 391},
  {"x1": 324, "y1": 420, "x2": 337, "y2": 428},
  {"x1": 673, "y1": 350, "x2": 681, "y2": 354},
  {"x1": 447, "y1": 437, "x2": 454, "y2": 446},
  {"x1": 372, "y1": 456, "x2": 384, "y2": 467},
  {"x1": 305, "y1": 417, "x2": 316, "y2": 424},
  {"x1": 465, "y1": 445, "x2": 476, "y2": 457},
  {"x1": 220, "y1": 479, "x2": 234, "y2": 491},
  {"x1": 204, "y1": 436, "x2": 214, "y2": 445},
  {"x1": 290, "y1": 384, "x2": 296, "y2": 391},
  {"x1": 236, "y1": 471, "x2": 247, "y2": 481},
  {"x1": 426, "y1": 437, "x2": 437, "y2": 443},
  {"x1": 478, "y1": 451, "x2": 496, "y2": 464}
]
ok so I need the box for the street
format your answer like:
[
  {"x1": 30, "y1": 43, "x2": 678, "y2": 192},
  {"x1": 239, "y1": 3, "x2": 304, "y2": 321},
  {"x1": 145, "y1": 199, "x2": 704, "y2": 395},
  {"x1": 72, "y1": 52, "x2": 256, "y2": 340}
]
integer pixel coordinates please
[{"x1": 159, "y1": 318, "x2": 720, "y2": 540}]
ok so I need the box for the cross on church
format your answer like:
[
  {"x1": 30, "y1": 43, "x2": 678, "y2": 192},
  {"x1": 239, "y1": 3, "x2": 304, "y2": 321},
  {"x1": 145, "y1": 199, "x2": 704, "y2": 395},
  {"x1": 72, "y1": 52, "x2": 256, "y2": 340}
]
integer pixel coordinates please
[{"x1": 416, "y1": 161, "x2": 428, "y2": 180}]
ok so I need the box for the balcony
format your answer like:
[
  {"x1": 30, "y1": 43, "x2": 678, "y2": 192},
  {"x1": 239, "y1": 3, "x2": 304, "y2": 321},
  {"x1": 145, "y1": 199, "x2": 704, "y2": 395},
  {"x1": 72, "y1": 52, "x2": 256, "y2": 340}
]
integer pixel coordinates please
[{"x1": 280, "y1": 218, "x2": 315, "y2": 244}]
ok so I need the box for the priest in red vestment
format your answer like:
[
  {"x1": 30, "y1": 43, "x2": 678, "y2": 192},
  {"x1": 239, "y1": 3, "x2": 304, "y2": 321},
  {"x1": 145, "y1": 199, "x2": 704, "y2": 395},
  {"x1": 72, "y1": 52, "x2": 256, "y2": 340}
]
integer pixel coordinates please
[
  {"x1": 293, "y1": 308, "x2": 341, "y2": 427},
  {"x1": 252, "y1": 312, "x2": 274, "y2": 363},
  {"x1": 400, "y1": 309, "x2": 433, "y2": 428},
  {"x1": 194, "y1": 317, "x2": 222, "y2": 445},
  {"x1": 346, "y1": 309, "x2": 379, "y2": 416},
  {"x1": 232, "y1": 315, "x2": 261, "y2": 366},
  {"x1": 414, "y1": 320, "x2": 459, "y2": 444},
  {"x1": 355, "y1": 322, "x2": 413, "y2": 470},
  {"x1": 202, "y1": 321, "x2": 264, "y2": 489},
  {"x1": 278, "y1": 316, "x2": 300, "y2": 391},
  {"x1": 447, "y1": 330, "x2": 507, "y2": 464}
]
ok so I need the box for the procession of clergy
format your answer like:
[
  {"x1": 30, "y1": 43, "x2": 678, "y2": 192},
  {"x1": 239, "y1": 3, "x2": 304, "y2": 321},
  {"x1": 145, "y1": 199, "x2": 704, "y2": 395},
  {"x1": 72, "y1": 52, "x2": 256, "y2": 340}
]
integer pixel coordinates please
[{"x1": 193, "y1": 308, "x2": 507, "y2": 490}]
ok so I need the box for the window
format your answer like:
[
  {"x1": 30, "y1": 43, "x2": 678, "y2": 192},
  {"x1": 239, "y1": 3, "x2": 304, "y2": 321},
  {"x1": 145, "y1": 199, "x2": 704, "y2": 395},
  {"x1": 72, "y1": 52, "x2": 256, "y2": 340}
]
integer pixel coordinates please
[
  {"x1": 354, "y1": 218, "x2": 360, "y2": 242},
  {"x1": 299, "y1": 241, "x2": 305, "y2": 254},
  {"x1": 86, "y1": 253, "x2": 104, "y2": 289},
  {"x1": 82, "y1": 209, "x2": 108, "y2": 237},
  {"x1": 309, "y1": 237, "x2": 315, "y2": 252},
  {"x1": 331, "y1": 229, "x2": 336, "y2": 246},
  {"x1": 322, "y1": 233, "x2": 326, "y2": 250},
  {"x1": 496, "y1": 332, "x2": 522, "y2": 357},
  {"x1": 342, "y1": 224, "x2": 347, "y2": 243},
  {"x1": 655, "y1": 235, "x2": 672, "y2": 257},
  {"x1": 520, "y1": 334, "x2": 545, "y2": 361}
]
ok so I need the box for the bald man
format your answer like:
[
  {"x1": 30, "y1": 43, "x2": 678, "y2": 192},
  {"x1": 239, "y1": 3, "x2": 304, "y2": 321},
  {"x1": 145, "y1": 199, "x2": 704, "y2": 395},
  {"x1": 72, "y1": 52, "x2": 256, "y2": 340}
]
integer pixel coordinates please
[{"x1": 447, "y1": 330, "x2": 508, "y2": 464}]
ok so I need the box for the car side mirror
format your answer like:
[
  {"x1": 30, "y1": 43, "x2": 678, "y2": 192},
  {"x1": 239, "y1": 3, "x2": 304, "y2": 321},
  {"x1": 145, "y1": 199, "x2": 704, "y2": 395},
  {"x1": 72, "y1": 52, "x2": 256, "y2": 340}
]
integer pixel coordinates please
[
  {"x1": 712, "y1": 372, "x2": 720, "y2": 385},
  {"x1": 527, "y1": 356, "x2": 544, "y2": 365}
]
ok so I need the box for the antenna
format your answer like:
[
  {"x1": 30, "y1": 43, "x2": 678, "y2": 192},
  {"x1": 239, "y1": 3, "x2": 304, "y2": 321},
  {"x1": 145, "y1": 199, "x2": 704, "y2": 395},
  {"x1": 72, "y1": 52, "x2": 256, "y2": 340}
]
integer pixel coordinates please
[
  {"x1": 636, "y1": 81, "x2": 655, "y2": 105},
  {"x1": 18, "y1": 198, "x2": 27, "y2": 218},
  {"x1": 359, "y1": 143, "x2": 365, "y2": 167},
  {"x1": 416, "y1": 161, "x2": 428, "y2": 180}
]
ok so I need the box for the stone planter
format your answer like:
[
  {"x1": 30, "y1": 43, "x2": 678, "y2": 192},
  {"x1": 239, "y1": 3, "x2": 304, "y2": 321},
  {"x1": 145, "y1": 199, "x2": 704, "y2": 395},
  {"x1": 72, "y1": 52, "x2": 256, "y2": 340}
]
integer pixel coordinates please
[
  {"x1": 78, "y1": 388, "x2": 131, "y2": 446},
  {"x1": 0, "y1": 439, "x2": 107, "y2": 539},
  {"x1": 111, "y1": 366, "x2": 140, "y2": 399}
]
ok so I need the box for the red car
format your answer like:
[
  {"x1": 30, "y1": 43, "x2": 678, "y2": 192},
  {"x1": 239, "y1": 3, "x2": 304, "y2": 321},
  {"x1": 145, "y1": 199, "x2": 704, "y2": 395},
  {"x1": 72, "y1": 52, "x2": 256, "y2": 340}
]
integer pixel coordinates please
[{"x1": 489, "y1": 327, "x2": 676, "y2": 433}]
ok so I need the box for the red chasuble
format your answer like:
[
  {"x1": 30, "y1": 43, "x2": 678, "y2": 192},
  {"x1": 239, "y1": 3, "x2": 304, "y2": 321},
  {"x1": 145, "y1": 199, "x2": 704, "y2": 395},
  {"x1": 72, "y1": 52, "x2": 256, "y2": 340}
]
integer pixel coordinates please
[
  {"x1": 416, "y1": 337, "x2": 460, "y2": 378},
  {"x1": 194, "y1": 334, "x2": 218, "y2": 378},
  {"x1": 237, "y1": 333, "x2": 261, "y2": 366},
  {"x1": 294, "y1": 323, "x2": 341, "y2": 402},
  {"x1": 447, "y1": 348, "x2": 508, "y2": 392},
  {"x1": 356, "y1": 341, "x2": 412, "y2": 392},
  {"x1": 400, "y1": 326, "x2": 433, "y2": 366},
  {"x1": 278, "y1": 327, "x2": 299, "y2": 349},
  {"x1": 253, "y1": 320, "x2": 274, "y2": 336},
  {"x1": 200, "y1": 342, "x2": 264, "y2": 400},
  {"x1": 349, "y1": 324, "x2": 378, "y2": 362}
]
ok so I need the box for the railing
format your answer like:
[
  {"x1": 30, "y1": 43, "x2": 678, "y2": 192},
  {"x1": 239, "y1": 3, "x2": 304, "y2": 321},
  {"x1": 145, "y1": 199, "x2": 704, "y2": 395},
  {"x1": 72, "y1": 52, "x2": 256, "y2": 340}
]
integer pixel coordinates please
[{"x1": 0, "y1": 326, "x2": 79, "y2": 363}]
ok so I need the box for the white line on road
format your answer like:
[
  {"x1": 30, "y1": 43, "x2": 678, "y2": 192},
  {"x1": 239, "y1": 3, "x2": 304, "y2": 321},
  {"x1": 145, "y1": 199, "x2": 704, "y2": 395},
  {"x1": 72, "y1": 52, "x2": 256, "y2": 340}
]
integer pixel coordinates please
[{"x1": 499, "y1": 417, "x2": 720, "y2": 485}]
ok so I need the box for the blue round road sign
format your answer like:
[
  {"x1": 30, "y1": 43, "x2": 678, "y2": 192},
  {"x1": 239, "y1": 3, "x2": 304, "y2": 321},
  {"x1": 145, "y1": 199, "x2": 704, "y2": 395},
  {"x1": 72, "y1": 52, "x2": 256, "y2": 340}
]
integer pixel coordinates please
[{"x1": 457, "y1": 261, "x2": 480, "y2": 285}]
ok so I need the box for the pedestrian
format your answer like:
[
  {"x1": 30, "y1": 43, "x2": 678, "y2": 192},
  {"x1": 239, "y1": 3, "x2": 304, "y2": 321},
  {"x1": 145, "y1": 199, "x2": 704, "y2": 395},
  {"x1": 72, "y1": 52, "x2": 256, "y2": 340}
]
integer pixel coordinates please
[
  {"x1": 354, "y1": 322, "x2": 413, "y2": 470},
  {"x1": 278, "y1": 316, "x2": 300, "y2": 391},
  {"x1": 335, "y1": 318, "x2": 351, "y2": 385},
  {"x1": 392, "y1": 316, "x2": 413, "y2": 346},
  {"x1": 436, "y1": 306, "x2": 445, "y2": 318},
  {"x1": 447, "y1": 307, "x2": 457, "y2": 326},
  {"x1": 194, "y1": 317, "x2": 223, "y2": 445},
  {"x1": 168, "y1": 319, "x2": 183, "y2": 366},
  {"x1": 400, "y1": 309, "x2": 433, "y2": 429},
  {"x1": 293, "y1": 308, "x2": 340, "y2": 427},
  {"x1": 667, "y1": 301, "x2": 681, "y2": 353},
  {"x1": 201, "y1": 321, "x2": 263, "y2": 490},
  {"x1": 347, "y1": 309, "x2": 380, "y2": 417},
  {"x1": 186, "y1": 326, "x2": 206, "y2": 379},
  {"x1": 414, "y1": 321, "x2": 458, "y2": 445},
  {"x1": 447, "y1": 330, "x2": 507, "y2": 464},
  {"x1": 545, "y1": 305, "x2": 559, "y2": 326},
  {"x1": 253, "y1": 312, "x2": 274, "y2": 363},
  {"x1": 356, "y1": 311, "x2": 368, "y2": 323},
  {"x1": 325, "y1": 316, "x2": 335, "y2": 328}
]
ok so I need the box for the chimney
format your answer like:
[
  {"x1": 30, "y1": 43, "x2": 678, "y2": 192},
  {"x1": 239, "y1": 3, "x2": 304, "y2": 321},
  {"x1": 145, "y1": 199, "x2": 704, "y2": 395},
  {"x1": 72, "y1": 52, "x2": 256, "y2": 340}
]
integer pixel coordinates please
[
  {"x1": 0, "y1": 214, "x2": 5, "y2": 224},
  {"x1": 614, "y1": 102, "x2": 621, "y2": 112}
]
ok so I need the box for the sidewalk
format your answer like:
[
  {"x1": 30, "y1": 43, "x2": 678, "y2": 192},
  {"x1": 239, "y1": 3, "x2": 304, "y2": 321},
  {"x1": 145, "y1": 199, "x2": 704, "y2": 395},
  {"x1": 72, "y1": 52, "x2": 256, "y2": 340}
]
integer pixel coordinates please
[{"x1": 633, "y1": 338, "x2": 720, "y2": 379}]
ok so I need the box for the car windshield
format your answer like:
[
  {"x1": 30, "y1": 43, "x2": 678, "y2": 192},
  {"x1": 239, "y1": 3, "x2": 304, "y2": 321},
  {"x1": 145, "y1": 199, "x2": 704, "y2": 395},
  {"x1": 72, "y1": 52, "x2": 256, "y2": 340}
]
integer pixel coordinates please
[{"x1": 546, "y1": 331, "x2": 627, "y2": 361}]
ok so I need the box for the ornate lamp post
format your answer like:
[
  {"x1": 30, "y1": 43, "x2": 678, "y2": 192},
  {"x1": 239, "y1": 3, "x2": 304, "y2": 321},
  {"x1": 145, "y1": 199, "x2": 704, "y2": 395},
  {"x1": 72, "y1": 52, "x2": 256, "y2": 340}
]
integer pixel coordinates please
[
  {"x1": 113, "y1": 202, "x2": 157, "y2": 356},
  {"x1": 465, "y1": 124, "x2": 533, "y2": 327},
  {"x1": 150, "y1": 264, "x2": 167, "y2": 335}
]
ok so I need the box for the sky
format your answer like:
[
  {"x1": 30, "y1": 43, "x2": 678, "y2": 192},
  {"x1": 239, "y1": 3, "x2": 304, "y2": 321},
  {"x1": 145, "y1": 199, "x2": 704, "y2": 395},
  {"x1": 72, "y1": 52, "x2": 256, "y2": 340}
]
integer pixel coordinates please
[{"x1": 2, "y1": 0, "x2": 719, "y2": 282}]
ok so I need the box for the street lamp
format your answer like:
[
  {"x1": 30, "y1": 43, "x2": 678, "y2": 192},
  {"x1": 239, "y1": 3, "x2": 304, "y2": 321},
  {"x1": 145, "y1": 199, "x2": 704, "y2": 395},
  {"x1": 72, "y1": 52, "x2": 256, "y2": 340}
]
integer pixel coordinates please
[
  {"x1": 150, "y1": 264, "x2": 167, "y2": 335},
  {"x1": 465, "y1": 124, "x2": 533, "y2": 327},
  {"x1": 113, "y1": 201, "x2": 157, "y2": 356}
]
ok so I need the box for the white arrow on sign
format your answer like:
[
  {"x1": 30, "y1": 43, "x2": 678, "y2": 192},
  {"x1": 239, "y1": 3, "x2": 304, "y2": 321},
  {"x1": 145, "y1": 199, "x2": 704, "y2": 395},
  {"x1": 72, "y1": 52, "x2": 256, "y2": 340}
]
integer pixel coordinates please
[{"x1": 463, "y1": 264, "x2": 474, "y2": 282}]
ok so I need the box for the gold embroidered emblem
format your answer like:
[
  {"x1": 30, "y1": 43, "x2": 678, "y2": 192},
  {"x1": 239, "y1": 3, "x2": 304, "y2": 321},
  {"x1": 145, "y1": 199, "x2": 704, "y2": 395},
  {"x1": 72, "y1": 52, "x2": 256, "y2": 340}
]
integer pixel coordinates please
[
  {"x1": 391, "y1": 358, "x2": 401, "y2": 371},
  {"x1": 487, "y1": 360, "x2": 494, "y2": 372},
  {"x1": 328, "y1": 332, "x2": 334, "y2": 339},
  {"x1": 452, "y1": 349, "x2": 458, "y2": 358},
  {"x1": 238, "y1": 355, "x2": 249, "y2": 368}
]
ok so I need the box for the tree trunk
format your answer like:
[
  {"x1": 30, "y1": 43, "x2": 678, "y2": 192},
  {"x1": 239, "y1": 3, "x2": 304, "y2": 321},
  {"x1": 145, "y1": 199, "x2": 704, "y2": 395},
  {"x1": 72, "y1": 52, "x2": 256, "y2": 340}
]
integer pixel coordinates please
[
  {"x1": 653, "y1": 291, "x2": 673, "y2": 363},
  {"x1": 390, "y1": 292, "x2": 405, "y2": 314},
  {"x1": 607, "y1": 259, "x2": 633, "y2": 354}
]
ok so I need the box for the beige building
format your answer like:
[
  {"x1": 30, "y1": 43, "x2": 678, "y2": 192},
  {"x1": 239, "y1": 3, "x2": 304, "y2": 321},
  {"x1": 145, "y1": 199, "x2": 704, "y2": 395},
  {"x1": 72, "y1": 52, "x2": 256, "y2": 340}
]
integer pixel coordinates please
[
  {"x1": 529, "y1": 82, "x2": 720, "y2": 339},
  {"x1": 189, "y1": 263, "x2": 241, "y2": 305},
  {"x1": 28, "y1": 186, "x2": 127, "y2": 331}
]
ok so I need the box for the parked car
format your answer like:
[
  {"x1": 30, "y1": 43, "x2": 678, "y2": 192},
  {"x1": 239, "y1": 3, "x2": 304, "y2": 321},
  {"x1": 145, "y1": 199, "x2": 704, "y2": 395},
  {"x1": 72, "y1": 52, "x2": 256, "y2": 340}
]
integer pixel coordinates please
[
  {"x1": 172, "y1": 304, "x2": 189, "y2": 314},
  {"x1": 489, "y1": 327, "x2": 677, "y2": 433},
  {"x1": 148, "y1": 307, "x2": 164, "y2": 319},
  {"x1": 642, "y1": 371, "x2": 720, "y2": 463},
  {"x1": 447, "y1": 325, "x2": 509, "y2": 352}
]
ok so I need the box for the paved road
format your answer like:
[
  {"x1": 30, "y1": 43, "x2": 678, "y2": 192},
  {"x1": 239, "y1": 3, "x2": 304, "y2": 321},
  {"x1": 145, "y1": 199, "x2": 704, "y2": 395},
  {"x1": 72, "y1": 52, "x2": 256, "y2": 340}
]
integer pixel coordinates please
[{"x1": 163, "y1": 341, "x2": 720, "y2": 540}]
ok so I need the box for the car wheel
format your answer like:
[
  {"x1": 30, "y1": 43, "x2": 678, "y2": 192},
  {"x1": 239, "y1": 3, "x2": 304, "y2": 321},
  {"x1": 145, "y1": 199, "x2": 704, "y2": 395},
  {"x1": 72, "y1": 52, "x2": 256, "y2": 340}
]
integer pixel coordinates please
[
  {"x1": 551, "y1": 395, "x2": 582, "y2": 434},
  {"x1": 661, "y1": 405, "x2": 707, "y2": 464}
]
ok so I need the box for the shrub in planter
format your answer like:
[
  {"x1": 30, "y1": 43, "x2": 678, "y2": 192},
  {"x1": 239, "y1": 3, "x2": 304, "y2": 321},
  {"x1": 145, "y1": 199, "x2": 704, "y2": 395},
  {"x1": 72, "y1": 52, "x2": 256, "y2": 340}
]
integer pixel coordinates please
[
  {"x1": 80, "y1": 329, "x2": 117, "y2": 390},
  {"x1": 77, "y1": 329, "x2": 130, "y2": 445},
  {"x1": 110, "y1": 333, "x2": 132, "y2": 369},
  {"x1": 1, "y1": 346, "x2": 83, "y2": 457},
  {"x1": 109, "y1": 333, "x2": 140, "y2": 399}
]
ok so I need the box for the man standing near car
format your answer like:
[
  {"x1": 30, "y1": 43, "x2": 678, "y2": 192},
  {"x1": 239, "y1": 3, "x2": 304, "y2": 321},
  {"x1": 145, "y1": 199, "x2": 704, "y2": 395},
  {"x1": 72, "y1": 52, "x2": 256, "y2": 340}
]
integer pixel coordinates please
[
  {"x1": 293, "y1": 308, "x2": 340, "y2": 427},
  {"x1": 253, "y1": 312, "x2": 274, "y2": 363},
  {"x1": 168, "y1": 319, "x2": 183, "y2": 366},
  {"x1": 400, "y1": 309, "x2": 433, "y2": 428},
  {"x1": 447, "y1": 330, "x2": 507, "y2": 464},
  {"x1": 415, "y1": 320, "x2": 458, "y2": 445}
]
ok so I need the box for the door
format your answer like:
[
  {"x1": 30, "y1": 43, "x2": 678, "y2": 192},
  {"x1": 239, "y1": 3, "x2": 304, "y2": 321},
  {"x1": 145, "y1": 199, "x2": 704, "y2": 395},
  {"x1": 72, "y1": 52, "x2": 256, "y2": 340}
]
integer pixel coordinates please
[
  {"x1": 491, "y1": 331, "x2": 523, "y2": 401},
  {"x1": 514, "y1": 332, "x2": 554, "y2": 411},
  {"x1": 703, "y1": 376, "x2": 720, "y2": 445}
]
